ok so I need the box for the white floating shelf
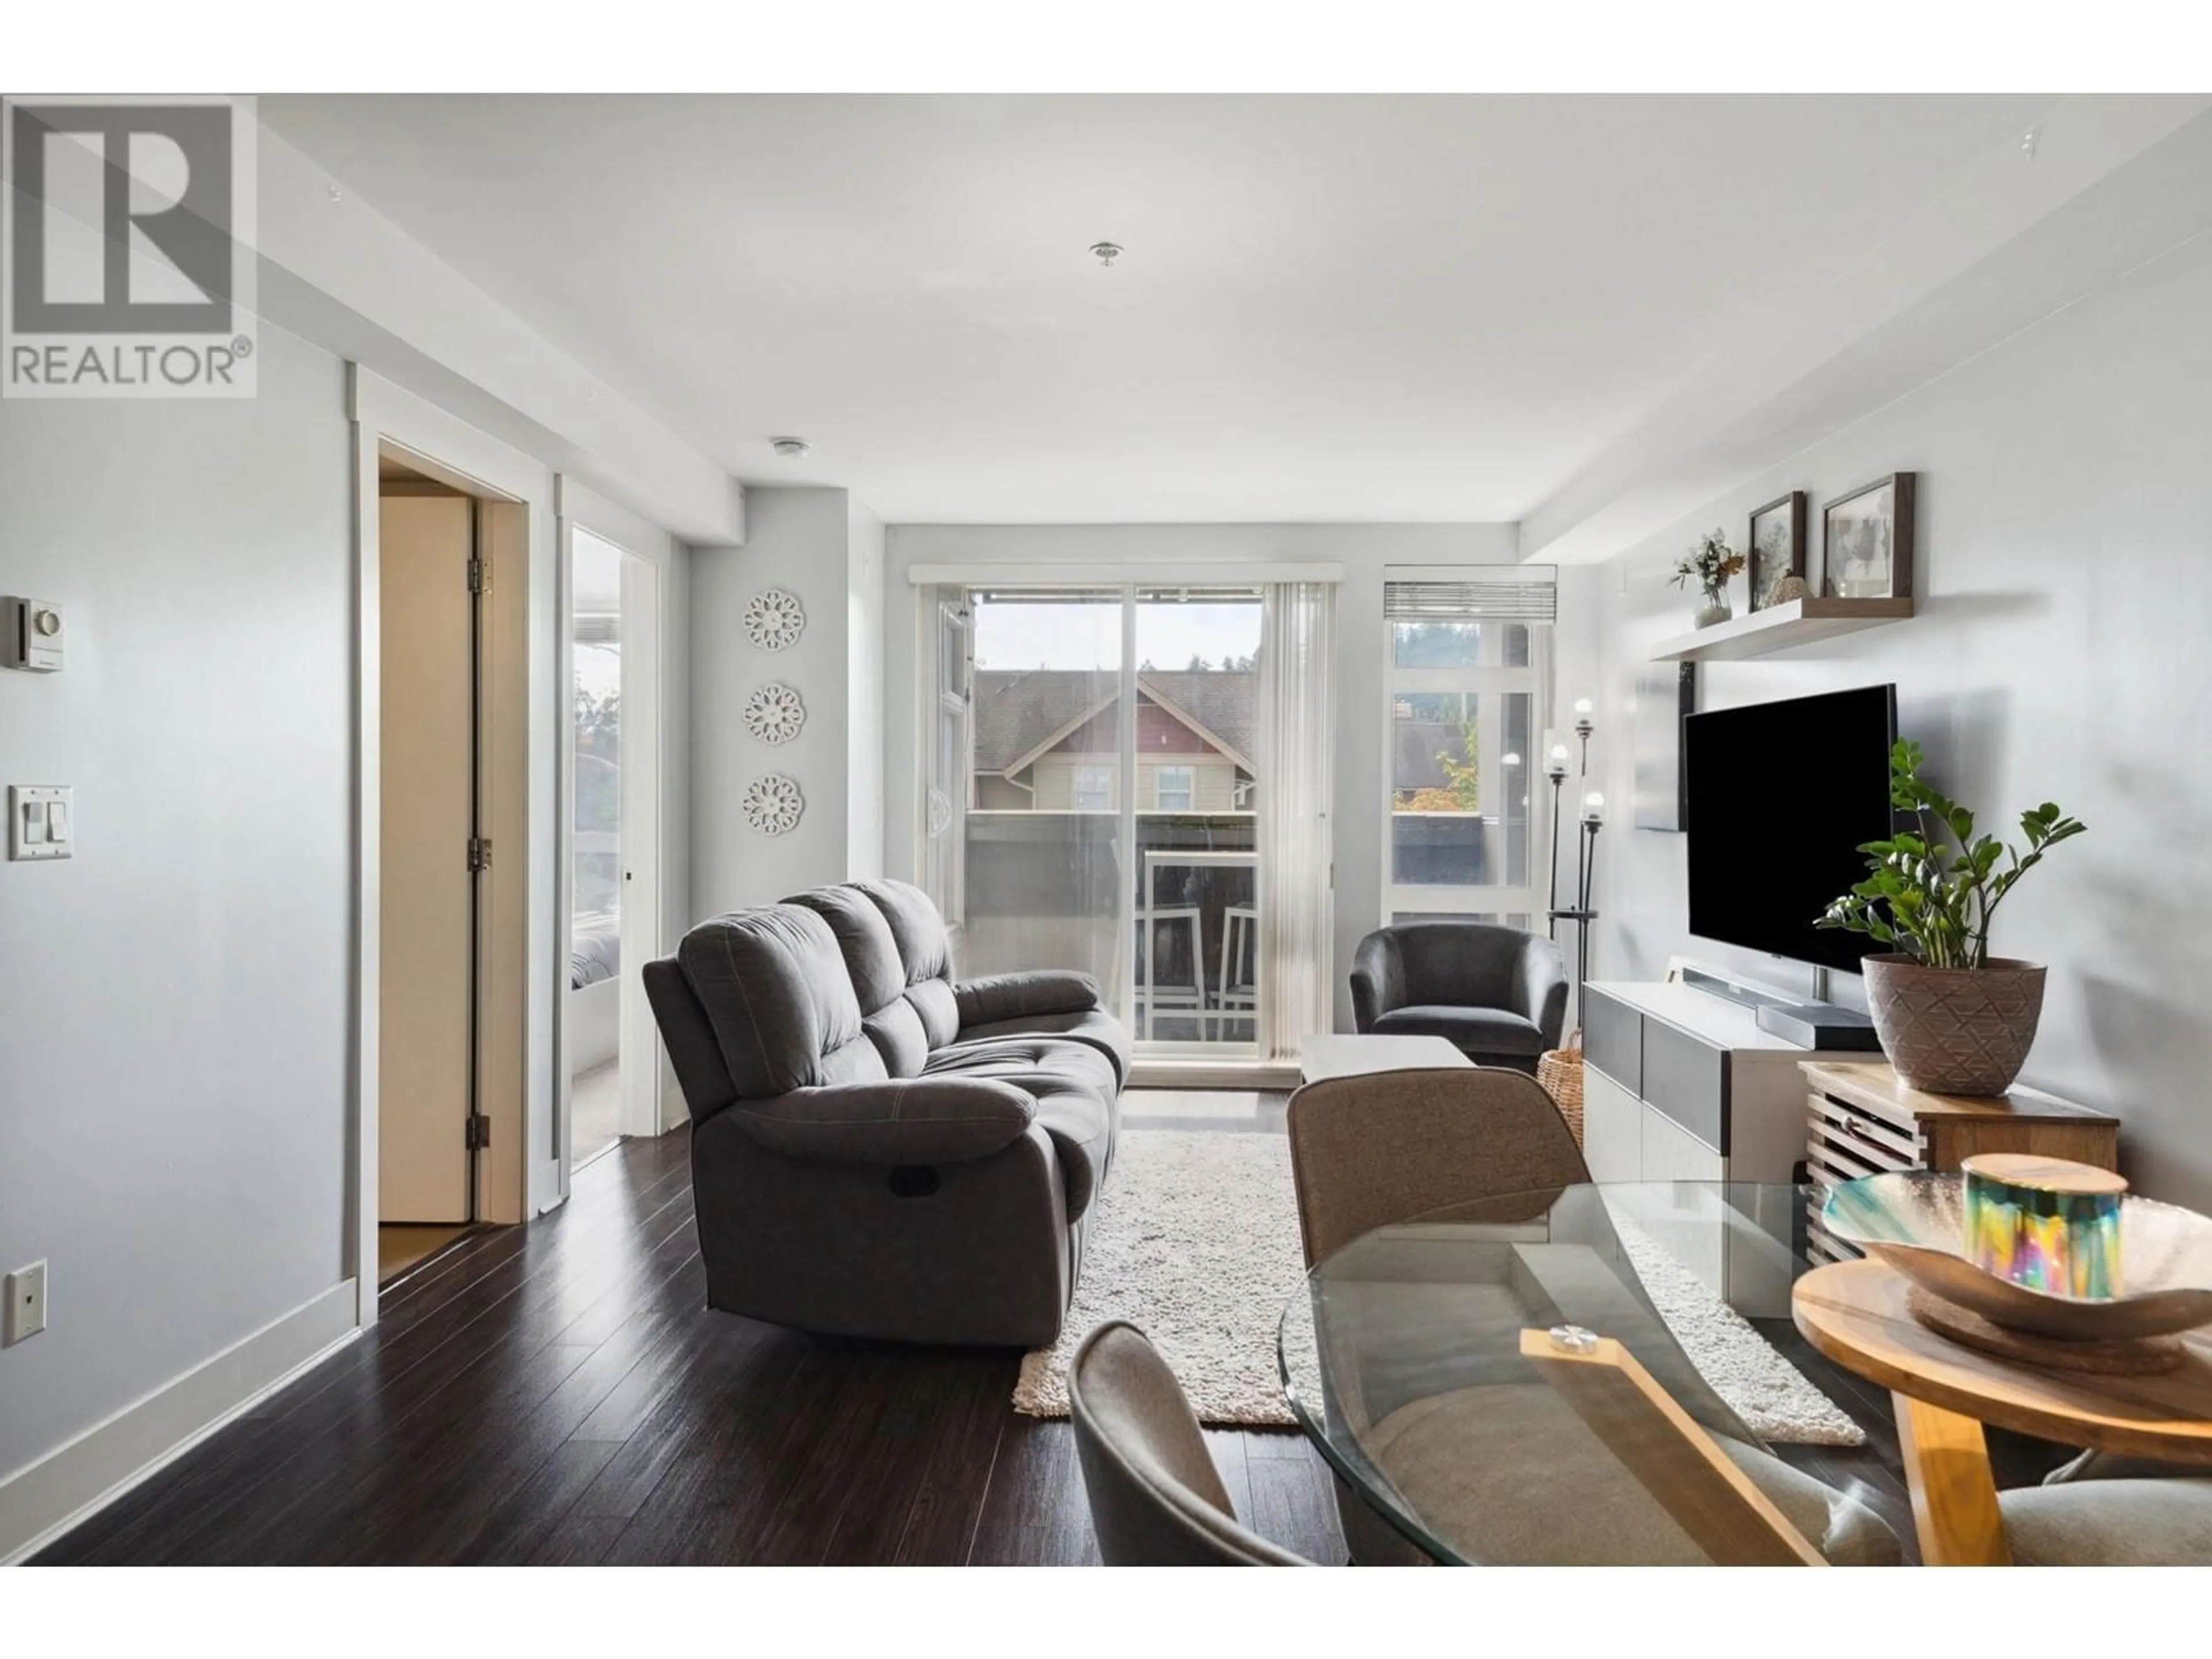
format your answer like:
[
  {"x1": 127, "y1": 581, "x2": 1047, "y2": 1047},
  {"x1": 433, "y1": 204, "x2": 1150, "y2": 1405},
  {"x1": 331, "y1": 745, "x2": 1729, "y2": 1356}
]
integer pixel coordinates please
[{"x1": 1649, "y1": 597, "x2": 1913, "y2": 664}]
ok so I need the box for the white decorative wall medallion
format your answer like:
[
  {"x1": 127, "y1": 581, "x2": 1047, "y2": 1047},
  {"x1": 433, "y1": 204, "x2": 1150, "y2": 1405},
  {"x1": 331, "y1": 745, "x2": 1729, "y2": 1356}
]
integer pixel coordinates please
[
  {"x1": 743, "y1": 588, "x2": 806, "y2": 651},
  {"x1": 744, "y1": 774, "x2": 805, "y2": 836},
  {"x1": 744, "y1": 681, "x2": 806, "y2": 745}
]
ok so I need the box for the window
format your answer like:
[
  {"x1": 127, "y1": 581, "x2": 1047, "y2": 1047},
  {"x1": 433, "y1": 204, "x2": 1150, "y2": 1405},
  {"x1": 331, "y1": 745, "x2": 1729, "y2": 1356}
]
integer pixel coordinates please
[
  {"x1": 917, "y1": 582, "x2": 1272, "y2": 1056},
  {"x1": 1384, "y1": 571, "x2": 1555, "y2": 925}
]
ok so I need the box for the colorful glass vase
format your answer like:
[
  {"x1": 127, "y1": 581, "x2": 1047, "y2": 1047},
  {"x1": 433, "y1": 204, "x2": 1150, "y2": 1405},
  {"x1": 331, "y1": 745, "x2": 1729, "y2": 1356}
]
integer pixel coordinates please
[{"x1": 1962, "y1": 1154, "x2": 2126, "y2": 1300}]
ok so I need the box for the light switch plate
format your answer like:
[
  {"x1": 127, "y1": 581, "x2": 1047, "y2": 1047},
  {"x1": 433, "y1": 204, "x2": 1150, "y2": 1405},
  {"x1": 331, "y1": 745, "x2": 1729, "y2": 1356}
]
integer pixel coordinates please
[
  {"x1": 9, "y1": 785, "x2": 72, "y2": 860},
  {"x1": 4, "y1": 597, "x2": 64, "y2": 672},
  {"x1": 4, "y1": 1260, "x2": 46, "y2": 1344}
]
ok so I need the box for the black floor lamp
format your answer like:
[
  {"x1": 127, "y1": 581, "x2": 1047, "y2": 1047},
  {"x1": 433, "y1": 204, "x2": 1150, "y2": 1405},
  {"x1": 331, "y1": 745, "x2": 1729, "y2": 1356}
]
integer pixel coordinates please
[{"x1": 1547, "y1": 700, "x2": 1601, "y2": 991}]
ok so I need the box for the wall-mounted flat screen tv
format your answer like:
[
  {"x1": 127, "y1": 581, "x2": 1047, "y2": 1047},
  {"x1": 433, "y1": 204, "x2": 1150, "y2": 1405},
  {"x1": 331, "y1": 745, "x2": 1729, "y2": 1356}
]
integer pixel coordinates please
[{"x1": 1683, "y1": 684, "x2": 1898, "y2": 974}]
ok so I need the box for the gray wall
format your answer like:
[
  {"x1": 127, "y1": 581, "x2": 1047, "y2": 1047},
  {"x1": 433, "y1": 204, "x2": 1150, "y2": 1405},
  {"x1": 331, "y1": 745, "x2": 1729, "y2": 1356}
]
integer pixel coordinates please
[
  {"x1": 881, "y1": 522, "x2": 1521, "y2": 1031},
  {"x1": 1590, "y1": 228, "x2": 2212, "y2": 1211},
  {"x1": 0, "y1": 327, "x2": 354, "y2": 1480},
  {"x1": 691, "y1": 486, "x2": 884, "y2": 916}
]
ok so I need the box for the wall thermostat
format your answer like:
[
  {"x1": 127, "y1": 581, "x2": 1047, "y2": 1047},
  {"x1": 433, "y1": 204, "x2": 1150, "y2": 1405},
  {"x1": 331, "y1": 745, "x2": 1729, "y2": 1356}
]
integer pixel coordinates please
[{"x1": 5, "y1": 598, "x2": 65, "y2": 672}]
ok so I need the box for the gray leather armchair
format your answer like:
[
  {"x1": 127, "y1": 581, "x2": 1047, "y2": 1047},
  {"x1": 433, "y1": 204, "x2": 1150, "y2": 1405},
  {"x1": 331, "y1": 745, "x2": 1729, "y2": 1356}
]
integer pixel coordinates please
[
  {"x1": 644, "y1": 878, "x2": 1126, "y2": 1348},
  {"x1": 1349, "y1": 921, "x2": 1568, "y2": 1071}
]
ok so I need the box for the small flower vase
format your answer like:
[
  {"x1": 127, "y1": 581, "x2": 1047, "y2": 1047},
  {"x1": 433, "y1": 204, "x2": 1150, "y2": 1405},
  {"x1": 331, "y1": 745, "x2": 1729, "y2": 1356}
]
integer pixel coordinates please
[{"x1": 1693, "y1": 585, "x2": 1732, "y2": 628}]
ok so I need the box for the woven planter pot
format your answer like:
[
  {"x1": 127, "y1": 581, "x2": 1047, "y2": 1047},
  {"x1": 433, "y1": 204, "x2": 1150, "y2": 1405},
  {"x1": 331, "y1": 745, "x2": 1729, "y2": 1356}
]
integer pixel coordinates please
[{"x1": 1861, "y1": 955, "x2": 2047, "y2": 1097}]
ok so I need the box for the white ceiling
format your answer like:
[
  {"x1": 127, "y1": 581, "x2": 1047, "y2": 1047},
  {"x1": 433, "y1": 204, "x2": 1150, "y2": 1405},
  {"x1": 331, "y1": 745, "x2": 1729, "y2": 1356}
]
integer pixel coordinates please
[{"x1": 263, "y1": 94, "x2": 2063, "y2": 524}]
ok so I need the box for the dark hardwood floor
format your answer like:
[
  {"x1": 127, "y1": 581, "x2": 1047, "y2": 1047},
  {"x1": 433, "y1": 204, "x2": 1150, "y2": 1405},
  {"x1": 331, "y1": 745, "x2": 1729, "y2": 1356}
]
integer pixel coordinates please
[
  {"x1": 35, "y1": 1108, "x2": 1347, "y2": 1566},
  {"x1": 35, "y1": 1094, "x2": 2072, "y2": 1567}
]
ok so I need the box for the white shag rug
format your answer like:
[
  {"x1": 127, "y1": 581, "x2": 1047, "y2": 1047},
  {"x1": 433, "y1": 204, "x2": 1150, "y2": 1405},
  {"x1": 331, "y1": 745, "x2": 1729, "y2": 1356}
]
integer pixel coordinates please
[
  {"x1": 1611, "y1": 1214, "x2": 1866, "y2": 1446},
  {"x1": 1016, "y1": 1130, "x2": 1308, "y2": 1426},
  {"x1": 1014, "y1": 1128, "x2": 1864, "y2": 1446}
]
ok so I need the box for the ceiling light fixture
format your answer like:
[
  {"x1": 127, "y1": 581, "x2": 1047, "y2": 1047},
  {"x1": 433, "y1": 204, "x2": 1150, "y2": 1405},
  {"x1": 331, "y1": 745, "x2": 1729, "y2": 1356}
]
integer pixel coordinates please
[
  {"x1": 1089, "y1": 241, "x2": 1123, "y2": 268},
  {"x1": 770, "y1": 437, "x2": 812, "y2": 459}
]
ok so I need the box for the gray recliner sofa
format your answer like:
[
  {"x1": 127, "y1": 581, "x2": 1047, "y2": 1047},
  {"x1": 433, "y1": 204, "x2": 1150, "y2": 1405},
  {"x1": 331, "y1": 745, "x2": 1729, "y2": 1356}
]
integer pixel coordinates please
[
  {"x1": 1349, "y1": 921, "x2": 1569, "y2": 1072},
  {"x1": 643, "y1": 878, "x2": 1127, "y2": 1349}
]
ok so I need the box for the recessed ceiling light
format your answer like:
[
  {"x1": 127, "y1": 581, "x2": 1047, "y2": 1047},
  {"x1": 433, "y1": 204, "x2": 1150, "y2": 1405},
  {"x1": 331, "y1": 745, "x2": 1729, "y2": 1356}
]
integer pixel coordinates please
[
  {"x1": 1089, "y1": 241, "x2": 1123, "y2": 268},
  {"x1": 770, "y1": 437, "x2": 811, "y2": 459}
]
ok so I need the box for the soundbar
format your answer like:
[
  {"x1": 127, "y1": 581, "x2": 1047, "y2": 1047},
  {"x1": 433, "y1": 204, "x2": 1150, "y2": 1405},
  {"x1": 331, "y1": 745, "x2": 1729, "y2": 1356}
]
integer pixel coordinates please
[{"x1": 1754, "y1": 1002, "x2": 1881, "y2": 1051}]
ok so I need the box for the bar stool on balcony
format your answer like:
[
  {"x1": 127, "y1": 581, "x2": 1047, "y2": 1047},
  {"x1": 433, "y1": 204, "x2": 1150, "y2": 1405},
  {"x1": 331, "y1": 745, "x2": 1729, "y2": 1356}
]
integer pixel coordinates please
[
  {"x1": 1134, "y1": 907, "x2": 1205, "y2": 1040},
  {"x1": 1217, "y1": 905, "x2": 1259, "y2": 1040}
]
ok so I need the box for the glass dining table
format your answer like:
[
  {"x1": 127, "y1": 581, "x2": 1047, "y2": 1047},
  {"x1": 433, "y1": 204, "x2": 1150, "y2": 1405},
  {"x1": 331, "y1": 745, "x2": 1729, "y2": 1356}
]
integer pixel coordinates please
[{"x1": 1277, "y1": 1181, "x2": 1890, "y2": 1566}]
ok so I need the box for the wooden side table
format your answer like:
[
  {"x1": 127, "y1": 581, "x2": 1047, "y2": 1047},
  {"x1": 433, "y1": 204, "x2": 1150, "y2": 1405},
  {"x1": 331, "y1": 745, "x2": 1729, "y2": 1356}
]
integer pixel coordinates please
[
  {"x1": 1801, "y1": 1060, "x2": 2119, "y2": 1264},
  {"x1": 1793, "y1": 1258, "x2": 2212, "y2": 1565}
]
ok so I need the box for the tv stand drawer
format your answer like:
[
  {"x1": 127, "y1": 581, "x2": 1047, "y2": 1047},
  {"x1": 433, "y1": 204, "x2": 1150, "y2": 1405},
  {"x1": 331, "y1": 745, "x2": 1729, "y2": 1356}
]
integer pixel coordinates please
[{"x1": 1641, "y1": 1017, "x2": 1726, "y2": 1153}]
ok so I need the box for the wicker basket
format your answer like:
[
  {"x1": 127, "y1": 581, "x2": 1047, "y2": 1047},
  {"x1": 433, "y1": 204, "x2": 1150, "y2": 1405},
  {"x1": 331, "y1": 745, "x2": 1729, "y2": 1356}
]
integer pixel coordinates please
[{"x1": 1537, "y1": 1036, "x2": 1586, "y2": 1147}]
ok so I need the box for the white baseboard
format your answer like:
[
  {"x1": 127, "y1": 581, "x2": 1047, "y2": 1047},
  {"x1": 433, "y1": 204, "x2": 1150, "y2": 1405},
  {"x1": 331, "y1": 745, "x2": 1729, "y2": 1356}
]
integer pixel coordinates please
[{"x1": 0, "y1": 1279, "x2": 359, "y2": 1565}]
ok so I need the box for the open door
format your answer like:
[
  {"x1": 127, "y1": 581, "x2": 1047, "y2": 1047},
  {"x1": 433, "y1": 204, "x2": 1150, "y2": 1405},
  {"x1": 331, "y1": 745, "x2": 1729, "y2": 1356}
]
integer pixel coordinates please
[
  {"x1": 565, "y1": 525, "x2": 662, "y2": 1177},
  {"x1": 377, "y1": 491, "x2": 480, "y2": 1225}
]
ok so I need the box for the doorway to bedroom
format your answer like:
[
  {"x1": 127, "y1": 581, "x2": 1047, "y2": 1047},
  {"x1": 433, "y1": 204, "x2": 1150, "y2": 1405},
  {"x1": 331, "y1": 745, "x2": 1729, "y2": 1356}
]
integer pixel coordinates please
[{"x1": 566, "y1": 526, "x2": 662, "y2": 1173}]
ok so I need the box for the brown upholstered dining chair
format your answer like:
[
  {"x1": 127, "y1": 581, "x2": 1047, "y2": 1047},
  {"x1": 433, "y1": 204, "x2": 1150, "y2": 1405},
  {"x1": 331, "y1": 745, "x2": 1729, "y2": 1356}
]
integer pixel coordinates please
[
  {"x1": 1286, "y1": 1066, "x2": 1589, "y2": 1268},
  {"x1": 1998, "y1": 1461, "x2": 2212, "y2": 1565},
  {"x1": 1067, "y1": 1321, "x2": 1313, "y2": 1566}
]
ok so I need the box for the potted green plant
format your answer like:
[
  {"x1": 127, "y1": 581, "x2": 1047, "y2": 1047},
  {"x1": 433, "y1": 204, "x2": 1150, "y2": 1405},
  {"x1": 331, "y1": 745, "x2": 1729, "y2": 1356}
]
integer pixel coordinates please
[
  {"x1": 1673, "y1": 529, "x2": 1746, "y2": 628},
  {"x1": 1818, "y1": 740, "x2": 2086, "y2": 1095}
]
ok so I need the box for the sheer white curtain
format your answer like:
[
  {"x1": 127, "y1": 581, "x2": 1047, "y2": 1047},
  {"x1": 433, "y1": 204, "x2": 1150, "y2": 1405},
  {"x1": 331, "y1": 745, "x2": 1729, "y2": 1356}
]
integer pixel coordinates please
[{"x1": 1256, "y1": 582, "x2": 1336, "y2": 1059}]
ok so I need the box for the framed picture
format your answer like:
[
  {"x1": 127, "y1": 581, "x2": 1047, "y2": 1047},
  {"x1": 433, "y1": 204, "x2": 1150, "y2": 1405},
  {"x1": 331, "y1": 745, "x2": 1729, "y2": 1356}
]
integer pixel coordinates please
[
  {"x1": 1633, "y1": 660, "x2": 1696, "y2": 832},
  {"x1": 1820, "y1": 472, "x2": 1916, "y2": 600},
  {"x1": 1746, "y1": 490, "x2": 1807, "y2": 611}
]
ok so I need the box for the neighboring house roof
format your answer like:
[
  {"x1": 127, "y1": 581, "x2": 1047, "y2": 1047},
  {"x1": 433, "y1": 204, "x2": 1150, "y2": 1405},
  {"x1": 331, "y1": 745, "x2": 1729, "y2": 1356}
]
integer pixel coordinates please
[{"x1": 972, "y1": 669, "x2": 1257, "y2": 775}]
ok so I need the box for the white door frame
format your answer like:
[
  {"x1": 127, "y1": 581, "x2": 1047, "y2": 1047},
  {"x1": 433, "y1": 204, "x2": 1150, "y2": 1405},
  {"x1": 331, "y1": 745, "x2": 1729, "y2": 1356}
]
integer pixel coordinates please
[
  {"x1": 554, "y1": 476, "x2": 680, "y2": 1192},
  {"x1": 615, "y1": 552, "x2": 664, "y2": 1143},
  {"x1": 349, "y1": 366, "x2": 562, "y2": 1329}
]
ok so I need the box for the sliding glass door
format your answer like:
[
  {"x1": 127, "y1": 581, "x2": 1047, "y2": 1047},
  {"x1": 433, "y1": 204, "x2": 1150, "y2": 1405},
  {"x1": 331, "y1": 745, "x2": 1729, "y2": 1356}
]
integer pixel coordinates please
[
  {"x1": 951, "y1": 586, "x2": 1127, "y2": 995},
  {"x1": 924, "y1": 583, "x2": 1269, "y2": 1057},
  {"x1": 1132, "y1": 588, "x2": 1262, "y2": 1047}
]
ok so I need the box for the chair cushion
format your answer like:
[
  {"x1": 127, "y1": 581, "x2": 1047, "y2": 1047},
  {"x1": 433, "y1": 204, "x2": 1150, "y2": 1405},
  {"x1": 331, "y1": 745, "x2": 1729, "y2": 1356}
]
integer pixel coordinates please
[
  {"x1": 783, "y1": 886, "x2": 908, "y2": 1015},
  {"x1": 1999, "y1": 1478, "x2": 2212, "y2": 1566},
  {"x1": 860, "y1": 999, "x2": 932, "y2": 1080},
  {"x1": 928, "y1": 1035, "x2": 1120, "y2": 1097},
  {"x1": 957, "y1": 1007, "x2": 1133, "y2": 1088},
  {"x1": 905, "y1": 976, "x2": 962, "y2": 1050},
  {"x1": 925, "y1": 1040, "x2": 1116, "y2": 1219},
  {"x1": 725, "y1": 1077, "x2": 1036, "y2": 1165},
  {"x1": 955, "y1": 970, "x2": 1103, "y2": 1027},
  {"x1": 856, "y1": 878, "x2": 955, "y2": 982},
  {"x1": 1363, "y1": 1383, "x2": 1899, "y2": 1565},
  {"x1": 1373, "y1": 1004, "x2": 1548, "y2": 1056},
  {"x1": 677, "y1": 906, "x2": 887, "y2": 1097},
  {"x1": 1391, "y1": 921, "x2": 1525, "y2": 1008}
]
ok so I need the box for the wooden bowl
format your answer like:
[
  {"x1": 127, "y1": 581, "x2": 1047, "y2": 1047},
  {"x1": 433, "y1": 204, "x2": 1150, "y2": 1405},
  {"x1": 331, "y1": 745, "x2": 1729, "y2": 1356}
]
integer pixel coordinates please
[{"x1": 1821, "y1": 1171, "x2": 2212, "y2": 1342}]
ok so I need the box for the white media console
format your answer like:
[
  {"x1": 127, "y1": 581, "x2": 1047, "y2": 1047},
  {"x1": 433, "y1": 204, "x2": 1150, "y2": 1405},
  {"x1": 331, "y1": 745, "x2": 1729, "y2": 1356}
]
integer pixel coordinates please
[{"x1": 1579, "y1": 979, "x2": 1869, "y2": 1185}]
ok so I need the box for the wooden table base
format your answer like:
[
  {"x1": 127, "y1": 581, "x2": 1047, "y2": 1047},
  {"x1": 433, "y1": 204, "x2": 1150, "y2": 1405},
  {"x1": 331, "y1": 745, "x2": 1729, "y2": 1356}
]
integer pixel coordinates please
[
  {"x1": 1891, "y1": 1392, "x2": 2010, "y2": 1566},
  {"x1": 1796, "y1": 1259, "x2": 2212, "y2": 1570}
]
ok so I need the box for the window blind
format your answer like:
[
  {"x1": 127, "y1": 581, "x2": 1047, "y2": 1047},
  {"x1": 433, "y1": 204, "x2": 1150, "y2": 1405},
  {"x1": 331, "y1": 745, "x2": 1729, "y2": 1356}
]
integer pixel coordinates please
[{"x1": 1383, "y1": 567, "x2": 1557, "y2": 622}]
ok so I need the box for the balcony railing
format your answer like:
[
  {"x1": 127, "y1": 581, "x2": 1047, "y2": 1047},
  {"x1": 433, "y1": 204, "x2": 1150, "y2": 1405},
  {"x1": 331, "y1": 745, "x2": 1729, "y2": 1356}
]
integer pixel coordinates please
[{"x1": 959, "y1": 810, "x2": 1257, "y2": 1046}]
